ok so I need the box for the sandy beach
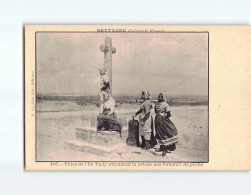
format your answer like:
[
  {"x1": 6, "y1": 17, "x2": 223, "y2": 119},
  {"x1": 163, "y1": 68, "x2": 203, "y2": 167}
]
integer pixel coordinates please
[{"x1": 36, "y1": 100, "x2": 208, "y2": 162}]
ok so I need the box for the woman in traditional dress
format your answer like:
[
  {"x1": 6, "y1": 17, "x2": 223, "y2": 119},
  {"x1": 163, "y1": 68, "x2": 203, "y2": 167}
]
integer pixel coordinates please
[
  {"x1": 97, "y1": 93, "x2": 122, "y2": 136},
  {"x1": 133, "y1": 91, "x2": 154, "y2": 149},
  {"x1": 154, "y1": 93, "x2": 178, "y2": 156}
]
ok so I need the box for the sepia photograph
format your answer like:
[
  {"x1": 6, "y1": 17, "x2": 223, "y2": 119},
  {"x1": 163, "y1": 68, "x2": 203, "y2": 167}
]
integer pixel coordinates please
[
  {"x1": 35, "y1": 31, "x2": 209, "y2": 162},
  {"x1": 1, "y1": 0, "x2": 250, "y2": 193}
]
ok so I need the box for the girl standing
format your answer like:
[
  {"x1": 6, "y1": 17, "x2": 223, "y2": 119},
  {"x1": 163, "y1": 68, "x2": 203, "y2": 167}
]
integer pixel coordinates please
[
  {"x1": 154, "y1": 93, "x2": 178, "y2": 156},
  {"x1": 134, "y1": 91, "x2": 154, "y2": 149}
]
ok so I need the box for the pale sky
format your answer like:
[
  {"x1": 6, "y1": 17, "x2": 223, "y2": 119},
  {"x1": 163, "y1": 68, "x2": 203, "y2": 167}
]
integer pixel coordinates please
[{"x1": 36, "y1": 32, "x2": 208, "y2": 96}]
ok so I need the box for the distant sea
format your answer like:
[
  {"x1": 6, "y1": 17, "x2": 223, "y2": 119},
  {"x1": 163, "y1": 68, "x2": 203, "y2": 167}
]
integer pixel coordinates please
[{"x1": 37, "y1": 93, "x2": 208, "y2": 106}]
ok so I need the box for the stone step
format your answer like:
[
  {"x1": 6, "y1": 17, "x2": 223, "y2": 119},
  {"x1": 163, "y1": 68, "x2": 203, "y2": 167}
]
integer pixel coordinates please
[
  {"x1": 64, "y1": 139, "x2": 126, "y2": 155},
  {"x1": 64, "y1": 126, "x2": 129, "y2": 155},
  {"x1": 75, "y1": 127, "x2": 127, "y2": 147}
]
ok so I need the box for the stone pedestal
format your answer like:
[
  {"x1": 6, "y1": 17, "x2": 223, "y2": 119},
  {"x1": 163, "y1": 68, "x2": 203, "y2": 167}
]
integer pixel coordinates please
[{"x1": 64, "y1": 126, "x2": 127, "y2": 155}]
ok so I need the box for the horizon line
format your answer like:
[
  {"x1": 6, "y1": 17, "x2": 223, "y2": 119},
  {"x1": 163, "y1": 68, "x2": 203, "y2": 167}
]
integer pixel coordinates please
[{"x1": 37, "y1": 92, "x2": 208, "y2": 97}]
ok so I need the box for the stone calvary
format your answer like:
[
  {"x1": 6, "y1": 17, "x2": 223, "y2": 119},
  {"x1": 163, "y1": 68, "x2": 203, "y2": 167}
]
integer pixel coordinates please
[
  {"x1": 64, "y1": 37, "x2": 178, "y2": 157},
  {"x1": 64, "y1": 37, "x2": 139, "y2": 156}
]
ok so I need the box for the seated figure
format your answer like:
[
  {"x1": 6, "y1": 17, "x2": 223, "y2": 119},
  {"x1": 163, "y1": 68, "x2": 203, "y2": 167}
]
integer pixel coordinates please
[{"x1": 97, "y1": 93, "x2": 122, "y2": 136}]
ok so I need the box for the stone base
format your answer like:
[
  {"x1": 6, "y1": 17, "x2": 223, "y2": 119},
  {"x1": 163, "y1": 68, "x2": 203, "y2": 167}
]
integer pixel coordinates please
[
  {"x1": 64, "y1": 139, "x2": 126, "y2": 155},
  {"x1": 76, "y1": 127, "x2": 123, "y2": 147},
  {"x1": 64, "y1": 126, "x2": 128, "y2": 155}
]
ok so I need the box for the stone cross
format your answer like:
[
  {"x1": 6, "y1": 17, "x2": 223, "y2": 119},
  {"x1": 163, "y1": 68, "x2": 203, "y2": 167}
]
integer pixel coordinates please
[{"x1": 100, "y1": 37, "x2": 116, "y2": 95}]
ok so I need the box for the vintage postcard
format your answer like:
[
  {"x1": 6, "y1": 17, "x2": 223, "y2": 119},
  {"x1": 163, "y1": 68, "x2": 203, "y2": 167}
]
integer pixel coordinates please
[{"x1": 25, "y1": 25, "x2": 250, "y2": 170}]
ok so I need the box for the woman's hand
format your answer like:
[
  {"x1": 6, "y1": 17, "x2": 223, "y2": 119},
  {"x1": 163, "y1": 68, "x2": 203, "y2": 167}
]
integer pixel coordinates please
[{"x1": 166, "y1": 111, "x2": 171, "y2": 118}]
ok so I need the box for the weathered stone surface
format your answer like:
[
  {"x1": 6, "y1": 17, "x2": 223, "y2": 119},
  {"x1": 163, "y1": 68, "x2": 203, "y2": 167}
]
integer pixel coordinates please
[
  {"x1": 100, "y1": 37, "x2": 116, "y2": 95},
  {"x1": 64, "y1": 126, "x2": 128, "y2": 155},
  {"x1": 64, "y1": 140, "x2": 126, "y2": 155},
  {"x1": 76, "y1": 127, "x2": 122, "y2": 147}
]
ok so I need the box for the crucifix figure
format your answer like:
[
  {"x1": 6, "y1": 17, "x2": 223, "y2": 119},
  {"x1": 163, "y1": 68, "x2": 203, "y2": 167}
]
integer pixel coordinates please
[{"x1": 100, "y1": 37, "x2": 116, "y2": 95}]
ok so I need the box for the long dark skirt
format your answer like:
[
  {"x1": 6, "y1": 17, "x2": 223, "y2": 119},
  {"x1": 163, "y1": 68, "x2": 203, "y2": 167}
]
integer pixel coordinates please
[
  {"x1": 97, "y1": 113, "x2": 122, "y2": 133},
  {"x1": 155, "y1": 114, "x2": 178, "y2": 150}
]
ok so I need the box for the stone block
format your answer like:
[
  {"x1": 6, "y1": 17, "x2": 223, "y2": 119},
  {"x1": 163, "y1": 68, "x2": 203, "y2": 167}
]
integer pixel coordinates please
[
  {"x1": 64, "y1": 139, "x2": 126, "y2": 155},
  {"x1": 76, "y1": 127, "x2": 122, "y2": 147},
  {"x1": 64, "y1": 126, "x2": 128, "y2": 155}
]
